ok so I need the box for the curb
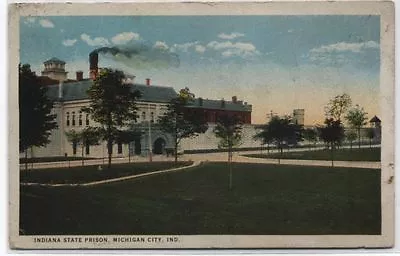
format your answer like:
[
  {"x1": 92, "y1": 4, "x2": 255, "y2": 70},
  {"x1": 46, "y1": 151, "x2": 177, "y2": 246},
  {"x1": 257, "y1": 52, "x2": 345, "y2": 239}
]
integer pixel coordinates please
[{"x1": 21, "y1": 161, "x2": 201, "y2": 187}]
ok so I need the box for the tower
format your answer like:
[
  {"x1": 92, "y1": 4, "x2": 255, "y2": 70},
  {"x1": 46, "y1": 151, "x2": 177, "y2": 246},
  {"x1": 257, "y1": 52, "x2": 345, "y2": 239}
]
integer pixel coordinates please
[
  {"x1": 293, "y1": 109, "x2": 305, "y2": 125},
  {"x1": 41, "y1": 57, "x2": 68, "y2": 82}
]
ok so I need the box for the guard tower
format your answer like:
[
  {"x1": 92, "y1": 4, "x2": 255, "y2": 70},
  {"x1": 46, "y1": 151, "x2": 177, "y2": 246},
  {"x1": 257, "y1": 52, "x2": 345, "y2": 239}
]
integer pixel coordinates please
[
  {"x1": 293, "y1": 109, "x2": 305, "y2": 125},
  {"x1": 41, "y1": 57, "x2": 68, "y2": 82}
]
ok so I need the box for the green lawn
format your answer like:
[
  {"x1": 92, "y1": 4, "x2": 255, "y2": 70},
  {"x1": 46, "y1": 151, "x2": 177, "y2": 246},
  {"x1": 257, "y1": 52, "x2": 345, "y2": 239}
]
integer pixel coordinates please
[
  {"x1": 20, "y1": 161, "x2": 193, "y2": 184},
  {"x1": 20, "y1": 156, "x2": 96, "y2": 164},
  {"x1": 245, "y1": 147, "x2": 380, "y2": 162},
  {"x1": 20, "y1": 162, "x2": 381, "y2": 235}
]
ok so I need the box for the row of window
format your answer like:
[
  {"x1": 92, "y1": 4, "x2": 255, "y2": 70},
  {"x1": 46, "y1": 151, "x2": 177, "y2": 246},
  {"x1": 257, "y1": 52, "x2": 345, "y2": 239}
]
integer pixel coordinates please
[
  {"x1": 72, "y1": 142, "x2": 123, "y2": 155},
  {"x1": 139, "y1": 111, "x2": 155, "y2": 123},
  {"x1": 66, "y1": 110, "x2": 158, "y2": 127},
  {"x1": 66, "y1": 111, "x2": 89, "y2": 127}
]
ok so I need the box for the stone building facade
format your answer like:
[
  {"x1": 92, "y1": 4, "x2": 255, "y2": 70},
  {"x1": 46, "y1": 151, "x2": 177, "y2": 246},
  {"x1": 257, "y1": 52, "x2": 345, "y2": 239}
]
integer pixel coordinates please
[{"x1": 26, "y1": 58, "x2": 256, "y2": 159}]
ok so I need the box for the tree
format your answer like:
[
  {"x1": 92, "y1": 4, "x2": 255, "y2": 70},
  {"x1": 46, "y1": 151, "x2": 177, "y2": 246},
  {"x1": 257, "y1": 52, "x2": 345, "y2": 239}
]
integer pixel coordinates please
[
  {"x1": 158, "y1": 87, "x2": 208, "y2": 163},
  {"x1": 303, "y1": 128, "x2": 318, "y2": 151},
  {"x1": 345, "y1": 130, "x2": 357, "y2": 151},
  {"x1": 255, "y1": 115, "x2": 303, "y2": 164},
  {"x1": 213, "y1": 114, "x2": 243, "y2": 190},
  {"x1": 317, "y1": 118, "x2": 345, "y2": 167},
  {"x1": 345, "y1": 104, "x2": 368, "y2": 149},
  {"x1": 83, "y1": 69, "x2": 141, "y2": 168},
  {"x1": 365, "y1": 128, "x2": 375, "y2": 148},
  {"x1": 325, "y1": 93, "x2": 352, "y2": 122},
  {"x1": 115, "y1": 129, "x2": 142, "y2": 163},
  {"x1": 19, "y1": 64, "x2": 57, "y2": 170},
  {"x1": 80, "y1": 127, "x2": 101, "y2": 165},
  {"x1": 254, "y1": 126, "x2": 273, "y2": 154},
  {"x1": 65, "y1": 127, "x2": 101, "y2": 166}
]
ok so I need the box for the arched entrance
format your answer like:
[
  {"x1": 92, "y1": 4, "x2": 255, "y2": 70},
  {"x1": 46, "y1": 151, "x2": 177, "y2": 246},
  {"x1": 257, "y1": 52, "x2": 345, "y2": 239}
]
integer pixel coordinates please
[{"x1": 153, "y1": 138, "x2": 166, "y2": 155}]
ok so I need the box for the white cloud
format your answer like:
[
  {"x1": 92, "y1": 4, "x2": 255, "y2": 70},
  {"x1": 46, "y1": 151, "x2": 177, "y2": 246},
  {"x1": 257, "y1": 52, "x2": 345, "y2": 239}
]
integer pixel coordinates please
[
  {"x1": 39, "y1": 19, "x2": 54, "y2": 28},
  {"x1": 310, "y1": 41, "x2": 379, "y2": 54},
  {"x1": 111, "y1": 32, "x2": 140, "y2": 45},
  {"x1": 171, "y1": 41, "x2": 199, "y2": 52},
  {"x1": 62, "y1": 39, "x2": 77, "y2": 47},
  {"x1": 195, "y1": 45, "x2": 206, "y2": 54},
  {"x1": 153, "y1": 41, "x2": 169, "y2": 50},
  {"x1": 207, "y1": 40, "x2": 259, "y2": 58},
  {"x1": 207, "y1": 41, "x2": 256, "y2": 51},
  {"x1": 23, "y1": 17, "x2": 36, "y2": 25},
  {"x1": 218, "y1": 32, "x2": 245, "y2": 40},
  {"x1": 81, "y1": 33, "x2": 110, "y2": 46}
]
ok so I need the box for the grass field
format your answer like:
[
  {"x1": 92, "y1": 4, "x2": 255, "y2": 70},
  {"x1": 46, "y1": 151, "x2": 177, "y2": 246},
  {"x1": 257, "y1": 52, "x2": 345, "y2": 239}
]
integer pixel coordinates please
[
  {"x1": 20, "y1": 161, "x2": 193, "y2": 184},
  {"x1": 244, "y1": 147, "x2": 380, "y2": 162},
  {"x1": 20, "y1": 162, "x2": 381, "y2": 235}
]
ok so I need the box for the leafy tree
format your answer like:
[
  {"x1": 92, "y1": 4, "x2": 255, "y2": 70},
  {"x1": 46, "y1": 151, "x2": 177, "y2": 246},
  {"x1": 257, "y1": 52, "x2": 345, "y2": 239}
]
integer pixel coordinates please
[
  {"x1": 83, "y1": 69, "x2": 141, "y2": 168},
  {"x1": 115, "y1": 129, "x2": 142, "y2": 163},
  {"x1": 80, "y1": 127, "x2": 101, "y2": 165},
  {"x1": 303, "y1": 128, "x2": 318, "y2": 151},
  {"x1": 65, "y1": 129, "x2": 82, "y2": 167},
  {"x1": 365, "y1": 128, "x2": 375, "y2": 148},
  {"x1": 158, "y1": 87, "x2": 208, "y2": 163},
  {"x1": 65, "y1": 127, "x2": 101, "y2": 166},
  {"x1": 345, "y1": 104, "x2": 368, "y2": 149},
  {"x1": 255, "y1": 115, "x2": 303, "y2": 164},
  {"x1": 317, "y1": 118, "x2": 345, "y2": 167},
  {"x1": 325, "y1": 93, "x2": 352, "y2": 122},
  {"x1": 213, "y1": 114, "x2": 243, "y2": 190},
  {"x1": 345, "y1": 130, "x2": 357, "y2": 151},
  {"x1": 19, "y1": 64, "x2": 57, "y2": 170},
  {"x1": 254, "y1": 126, "x2": 273, "y2": 154}
]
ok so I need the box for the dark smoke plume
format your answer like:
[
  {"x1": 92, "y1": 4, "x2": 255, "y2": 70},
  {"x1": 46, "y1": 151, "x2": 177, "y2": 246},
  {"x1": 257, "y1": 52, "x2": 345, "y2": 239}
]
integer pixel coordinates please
[{"x1": 91, "y1": 43, "x2": 180, "y2": 69}]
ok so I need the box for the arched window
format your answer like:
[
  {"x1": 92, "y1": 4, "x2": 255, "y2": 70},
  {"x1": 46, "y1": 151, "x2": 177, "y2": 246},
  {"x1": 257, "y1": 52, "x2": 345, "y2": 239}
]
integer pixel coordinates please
[
  {"x1": 85, "y1": 114, "x2": 89, "y2": 126},
  {"x1": 66, "y1": 112, "x2": 70, "y2": 126},
  {"x1": 150, "y1": 112, "x2": 154, "y2": 123},
  {"x1": 72, "y1": 112, "x2": 76, "y2": 126}
]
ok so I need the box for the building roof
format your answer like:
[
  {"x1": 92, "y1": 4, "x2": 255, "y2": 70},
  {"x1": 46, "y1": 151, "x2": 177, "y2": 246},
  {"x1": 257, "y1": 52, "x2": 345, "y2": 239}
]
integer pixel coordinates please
[
  {"x1": 44, "y1": 57, "x2": 66, "y2": 64},
  {"x1": 46, "y1": 80, "x2": 252, "y2": 112},
  {"x1": 46, "y1": 80, "x2": 178, "y2": 103},
  {"x1": 186, "y1": 98, "x2": 252, "y2": 112},
  {"x1": 369, "y1": 115, "x2": 381, "y2": 123}
]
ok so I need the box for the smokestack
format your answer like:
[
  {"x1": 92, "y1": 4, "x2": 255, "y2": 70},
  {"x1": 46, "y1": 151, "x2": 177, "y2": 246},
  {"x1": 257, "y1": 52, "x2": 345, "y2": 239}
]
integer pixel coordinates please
[
  {"x1": 232, "y1": 96, "x2": 237, "y2": 103},
  {"x1": 146, "y1": 78, "x2": 151, "y2": 86},
  {"x1": 89, "y1": 52, "x2": 99, "y2": 80},
  {"x1": 76, "y1": 71, "x2": 83, "y2": 81}
]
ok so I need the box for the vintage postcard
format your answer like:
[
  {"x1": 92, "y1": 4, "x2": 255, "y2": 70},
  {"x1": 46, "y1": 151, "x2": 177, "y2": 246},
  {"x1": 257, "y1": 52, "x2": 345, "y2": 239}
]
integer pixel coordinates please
[{"x1": 9, "y1": 1, "x2": 395, "y2": 249}]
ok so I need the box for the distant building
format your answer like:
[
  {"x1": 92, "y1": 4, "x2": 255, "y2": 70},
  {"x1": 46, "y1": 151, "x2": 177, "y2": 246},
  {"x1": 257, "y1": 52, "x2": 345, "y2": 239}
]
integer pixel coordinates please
[
  {"x1": 185, "y1": 96, "x2": 252, "y2": 124},
  {"x1": 369, "y1": 115, "x2": 382, "y2": 143},
  {"x1": 41, "y1": 57, "x2": 68, "y2": 82},
  {"x1": 292, "y1": 109, "x2": 305, "y2": 125}
]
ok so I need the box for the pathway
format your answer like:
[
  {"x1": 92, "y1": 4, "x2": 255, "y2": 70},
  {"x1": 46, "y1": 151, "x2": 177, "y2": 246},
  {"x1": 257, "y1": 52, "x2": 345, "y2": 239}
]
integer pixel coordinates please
[{"x1": 20, "y1": 161, "x2": 201, "y2": 187}]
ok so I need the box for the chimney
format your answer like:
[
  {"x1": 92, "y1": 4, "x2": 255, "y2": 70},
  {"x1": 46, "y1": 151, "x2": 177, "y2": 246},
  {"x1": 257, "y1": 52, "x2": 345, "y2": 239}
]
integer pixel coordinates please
[
  {"x1": 89, "y1": 52, "x2": 99, "y2": 80},
  {"x1": 76, "y1": 71, "x2": 83, "y2": 81},
  {"x1": 198, "y1": 97, "x2": 203, "y2": 106},
  {"x1": 58, "y1": 80, "x2": 63, "y2": 99},
  {"x1": 146, "y1": 78, "x2": 151, "y2": 86},
  {"x1": 232, "y1": 96, "x2": 237, "y2": 103}
]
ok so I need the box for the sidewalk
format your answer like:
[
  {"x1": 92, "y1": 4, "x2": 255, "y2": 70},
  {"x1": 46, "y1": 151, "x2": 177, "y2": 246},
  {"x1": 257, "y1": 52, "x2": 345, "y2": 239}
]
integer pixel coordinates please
[{"x1": 20, "y1": 145, "x2": 381, "y2": 170}]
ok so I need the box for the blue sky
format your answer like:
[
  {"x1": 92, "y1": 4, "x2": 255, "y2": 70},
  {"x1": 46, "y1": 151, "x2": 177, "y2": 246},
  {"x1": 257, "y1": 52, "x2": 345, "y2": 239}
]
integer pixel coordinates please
[{"x1": 20, "y1": 15, "x2": 380, "y2": 124}]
